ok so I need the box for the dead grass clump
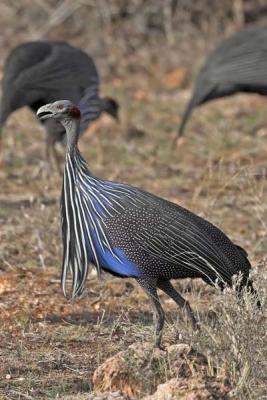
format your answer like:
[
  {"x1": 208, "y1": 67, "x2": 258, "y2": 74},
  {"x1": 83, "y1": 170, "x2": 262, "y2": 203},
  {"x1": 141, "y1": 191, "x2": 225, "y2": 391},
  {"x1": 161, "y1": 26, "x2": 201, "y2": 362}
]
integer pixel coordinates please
[{"x1": 191, "y1": 277, "x2": 266, "y2": 399}]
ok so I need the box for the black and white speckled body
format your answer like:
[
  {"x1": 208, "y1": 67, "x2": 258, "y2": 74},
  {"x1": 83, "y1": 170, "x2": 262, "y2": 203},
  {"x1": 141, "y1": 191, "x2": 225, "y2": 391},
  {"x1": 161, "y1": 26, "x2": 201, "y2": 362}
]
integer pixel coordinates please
[{"x1": 103, "y1": 190, "x2": 251, "y2": 284}]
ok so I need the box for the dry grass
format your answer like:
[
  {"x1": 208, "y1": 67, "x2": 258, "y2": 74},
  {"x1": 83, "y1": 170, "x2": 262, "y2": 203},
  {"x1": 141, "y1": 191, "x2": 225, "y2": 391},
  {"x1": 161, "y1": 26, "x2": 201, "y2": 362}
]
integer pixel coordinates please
[
  {"x1": 190, "y1": 278, "x2": 266, "y2": 399},
  {"x1": 0, "y1": 23, "x2": 267, "y2": 399}
]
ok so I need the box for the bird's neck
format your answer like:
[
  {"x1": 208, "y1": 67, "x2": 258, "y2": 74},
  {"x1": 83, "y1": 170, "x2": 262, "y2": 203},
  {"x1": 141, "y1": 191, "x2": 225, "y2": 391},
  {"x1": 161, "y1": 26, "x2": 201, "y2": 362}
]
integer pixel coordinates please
[
  {"x1": 62, "y1": 118, "x2": 80, "y2": 154},
  {"x1": 63, "y1": 118, "x2": 93, "y2": 178}
]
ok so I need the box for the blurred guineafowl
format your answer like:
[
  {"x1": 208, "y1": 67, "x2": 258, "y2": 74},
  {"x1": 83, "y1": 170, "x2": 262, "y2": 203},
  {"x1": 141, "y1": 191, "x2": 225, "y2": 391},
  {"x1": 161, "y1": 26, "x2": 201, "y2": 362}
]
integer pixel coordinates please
[
  {"x1": 0, "y1": 41, "x2": 119, "y2": 169},
  {"x1": 37, "y1": 88, "x2": 259, "y2": 346},
  {"x1": 177, "y1": 26, "x2": 267, "y2": 138}
]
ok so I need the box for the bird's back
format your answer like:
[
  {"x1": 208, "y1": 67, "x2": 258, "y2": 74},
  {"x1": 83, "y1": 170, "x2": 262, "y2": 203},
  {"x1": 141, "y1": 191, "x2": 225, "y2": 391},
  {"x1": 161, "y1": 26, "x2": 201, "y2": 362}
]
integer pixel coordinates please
[
  {"x1": 195, "y1": 26, "x2": 267, "y2": 104},
  {"x1": 178, "y1": 27, "x2": 267, "y2": 136},
  {"x1": 1, "y1": 41, "x2": 98, "y2": 126},
  {"x1": 3, "y1": 42, "x2": 51, "y2": 85},
  {"x1": 102, "y1": 187, "x2": 251, "y2": 286}
]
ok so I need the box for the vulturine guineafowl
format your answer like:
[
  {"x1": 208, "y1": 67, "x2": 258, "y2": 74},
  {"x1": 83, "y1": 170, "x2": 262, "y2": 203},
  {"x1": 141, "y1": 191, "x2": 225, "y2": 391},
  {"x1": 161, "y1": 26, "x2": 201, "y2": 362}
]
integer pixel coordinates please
[
  {"x1": 177, "y1": 26, "x2": 267, "y2": 138},
  {"x1": 0, "y1": 41, "x2": 119, "y2": 170},
  {"x1": 37, "y1": 91, "x2": 259, "y2": 347}
]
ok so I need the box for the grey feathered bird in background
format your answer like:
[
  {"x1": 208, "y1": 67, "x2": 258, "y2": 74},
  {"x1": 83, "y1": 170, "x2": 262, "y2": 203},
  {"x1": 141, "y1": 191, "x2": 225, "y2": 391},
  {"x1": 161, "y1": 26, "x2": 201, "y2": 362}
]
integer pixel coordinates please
[
  {"x1": 177, "y1": 27, "x2": 267, "y2": 138},
  {"x1": 0, "y1": 41, "x2": 119, "y2": 170}
]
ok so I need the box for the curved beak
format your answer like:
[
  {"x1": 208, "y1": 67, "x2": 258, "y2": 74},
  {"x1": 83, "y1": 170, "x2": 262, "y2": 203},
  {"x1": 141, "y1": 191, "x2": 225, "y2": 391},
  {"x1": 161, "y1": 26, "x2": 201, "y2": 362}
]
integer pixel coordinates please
[{"x1": 36, "y1": 104, "x2": 54, "y2": 120}]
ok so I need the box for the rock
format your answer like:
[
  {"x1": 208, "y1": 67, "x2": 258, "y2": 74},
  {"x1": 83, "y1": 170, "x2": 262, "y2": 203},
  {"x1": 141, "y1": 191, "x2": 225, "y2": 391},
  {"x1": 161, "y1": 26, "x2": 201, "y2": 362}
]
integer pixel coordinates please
[
  {"x1": 93, "y1": 342, "x2": 161, "y2": 398},
  {"x1": 93, "y1": 343, "x2": 211, "y2": 399},
  {"x1": 60, "y1": 392, "x2": 128, "y2": 400},
  {"x1": 88, "y1": 391, "x2": 129, "y2": 400},
  {"x1": 142, "y1": 376, "x2": 231, "y2": 400}
]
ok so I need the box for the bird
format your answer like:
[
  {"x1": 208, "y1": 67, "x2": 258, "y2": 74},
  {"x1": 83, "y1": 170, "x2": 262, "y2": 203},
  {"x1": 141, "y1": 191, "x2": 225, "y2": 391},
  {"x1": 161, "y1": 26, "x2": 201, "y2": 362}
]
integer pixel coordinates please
[
  {"x1": 177, "y1": 26, "x2": 267, "y2": 138},
  {"x1": 0, "y1": 41, "x2": 119, "y2": 170},
  {"x1": 37, "y1": 95, "x2": 259, "y2": 347}
]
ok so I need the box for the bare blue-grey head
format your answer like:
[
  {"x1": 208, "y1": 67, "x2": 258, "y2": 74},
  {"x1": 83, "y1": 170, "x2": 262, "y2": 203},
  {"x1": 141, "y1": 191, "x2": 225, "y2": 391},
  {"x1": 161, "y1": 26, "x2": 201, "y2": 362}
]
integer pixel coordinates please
[{"x1": 37, "y1": 100, "x2": 81, "y2": 153}]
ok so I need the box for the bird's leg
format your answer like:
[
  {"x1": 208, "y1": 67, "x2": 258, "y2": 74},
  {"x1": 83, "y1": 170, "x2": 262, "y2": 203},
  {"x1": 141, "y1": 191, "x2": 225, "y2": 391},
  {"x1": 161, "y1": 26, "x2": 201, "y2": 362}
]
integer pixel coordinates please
[
  {"x1": 136, "y1": 277, "x2": 165, "y2": 348},
  {"x1": 157, "y1": 279, "x2": 197, "y2": 329}
]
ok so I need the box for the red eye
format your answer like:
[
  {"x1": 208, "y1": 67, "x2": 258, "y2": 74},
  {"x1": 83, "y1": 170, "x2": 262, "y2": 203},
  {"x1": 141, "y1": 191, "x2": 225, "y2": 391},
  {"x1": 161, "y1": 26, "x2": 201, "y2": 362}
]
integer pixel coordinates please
[{"x1": 57, "y1": 104, "x2": 64, "y2": 109}]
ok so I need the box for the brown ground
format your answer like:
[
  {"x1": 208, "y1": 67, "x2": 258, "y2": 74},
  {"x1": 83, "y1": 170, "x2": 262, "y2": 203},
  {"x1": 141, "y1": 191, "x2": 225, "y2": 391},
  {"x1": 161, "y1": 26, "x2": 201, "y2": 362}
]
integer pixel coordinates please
[{"x1": 0, "y1": 34, "x2": 267, "y2": 399}]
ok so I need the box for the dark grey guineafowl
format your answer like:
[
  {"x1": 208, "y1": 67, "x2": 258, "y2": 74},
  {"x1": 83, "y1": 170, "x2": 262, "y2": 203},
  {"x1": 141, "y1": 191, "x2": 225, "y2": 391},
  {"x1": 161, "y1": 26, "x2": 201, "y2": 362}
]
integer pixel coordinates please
[
  {"x1": 37, "y1": 91, "x2": 259, "y2": 346},
  {"x1": 0, "y1": 41, "x2": 119, "y2": 169},
  {"x1": 177, "y1": 27, "x2": 267, "y2": 138}
]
